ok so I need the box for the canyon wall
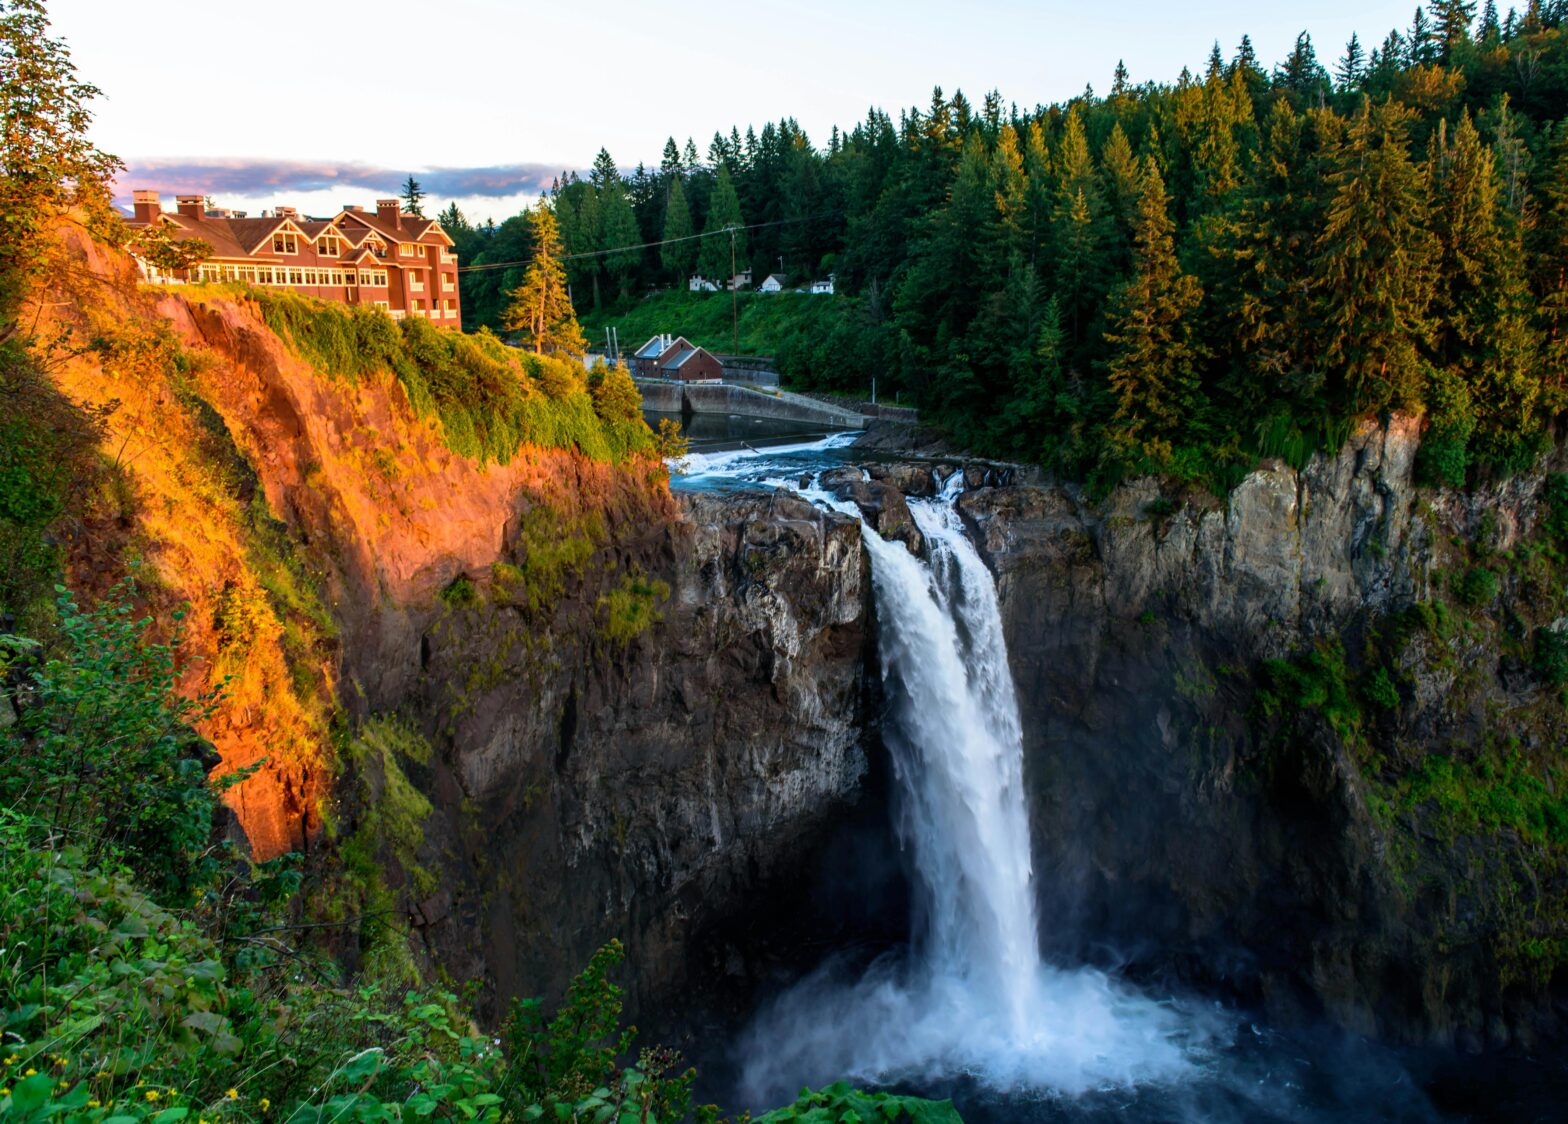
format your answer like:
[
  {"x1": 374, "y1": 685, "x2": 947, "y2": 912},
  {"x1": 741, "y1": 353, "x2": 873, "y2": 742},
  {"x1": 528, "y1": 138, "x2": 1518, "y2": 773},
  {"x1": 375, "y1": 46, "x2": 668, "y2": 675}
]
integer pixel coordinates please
[{"x1": 954, "y1": 420, "x2": 1568, "y2": 1050}]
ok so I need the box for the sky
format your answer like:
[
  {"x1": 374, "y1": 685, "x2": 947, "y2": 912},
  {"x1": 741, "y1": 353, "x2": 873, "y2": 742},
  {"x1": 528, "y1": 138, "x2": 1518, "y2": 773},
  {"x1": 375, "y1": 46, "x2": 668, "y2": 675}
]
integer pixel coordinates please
[{"x1": 51, "y1": 0, "x2": 1428, "y2": 223}]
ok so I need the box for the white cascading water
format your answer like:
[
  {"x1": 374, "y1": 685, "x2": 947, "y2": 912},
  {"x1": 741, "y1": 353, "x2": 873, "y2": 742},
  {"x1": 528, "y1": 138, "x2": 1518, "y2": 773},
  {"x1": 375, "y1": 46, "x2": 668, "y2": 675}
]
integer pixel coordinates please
[{"x1": 739, "y1": 471, "x2": 1210, "y2": 1105}]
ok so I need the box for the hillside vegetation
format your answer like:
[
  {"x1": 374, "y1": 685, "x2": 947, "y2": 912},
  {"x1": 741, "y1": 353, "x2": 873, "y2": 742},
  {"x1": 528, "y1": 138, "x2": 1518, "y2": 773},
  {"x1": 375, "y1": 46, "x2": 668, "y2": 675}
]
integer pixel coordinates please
[{"x1": 456, "y1": 4, "x2": 1568, "y2": 491}]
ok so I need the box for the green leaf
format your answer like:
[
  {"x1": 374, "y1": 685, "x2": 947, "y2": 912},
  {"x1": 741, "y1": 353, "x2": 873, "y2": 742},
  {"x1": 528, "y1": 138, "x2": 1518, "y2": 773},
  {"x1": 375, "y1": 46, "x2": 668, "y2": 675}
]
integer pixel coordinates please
[
  {"x1": 10, "y1": 1073, "x2": 54, "y2": 1115},
  {"x1": 152, "y1": 1109, "x2": 191, "y2": 1124}
]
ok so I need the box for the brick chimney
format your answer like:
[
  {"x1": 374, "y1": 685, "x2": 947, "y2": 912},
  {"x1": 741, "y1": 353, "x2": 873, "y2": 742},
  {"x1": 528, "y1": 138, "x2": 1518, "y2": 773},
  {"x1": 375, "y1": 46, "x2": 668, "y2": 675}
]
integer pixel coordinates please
[
  {"x1": 176, "y1": 194, "x2": 205, "y2": 219},
  {"x1": 132, "y1": 190, "x2": 161, "y2": 225},
  {"x1": 276, "y1": 205, "x2": 299, "y2": 220},
  {"x1": 376, "y1": 198, "x2": 401, "y2": 229}
]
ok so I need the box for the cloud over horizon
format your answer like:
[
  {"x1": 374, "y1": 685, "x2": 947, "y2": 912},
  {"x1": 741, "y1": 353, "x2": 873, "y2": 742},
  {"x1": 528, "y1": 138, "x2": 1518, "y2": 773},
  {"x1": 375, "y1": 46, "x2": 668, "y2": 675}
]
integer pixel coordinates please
[{"x1": 115, "y1": 158, "x2": 573, "y2": 205}]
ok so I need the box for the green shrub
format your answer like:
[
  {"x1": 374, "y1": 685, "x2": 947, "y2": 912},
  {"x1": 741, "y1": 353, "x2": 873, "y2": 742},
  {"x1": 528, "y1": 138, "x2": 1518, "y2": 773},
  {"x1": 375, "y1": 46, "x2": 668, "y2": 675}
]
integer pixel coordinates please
[
  {"x1": 754, "y1": 1083, "x2": 962, "y2": 1123},
  {"x1": 0, "y1": 579, "x2": 220, "y2": 896},
  {"x1": 1535, "y1": 628, "x2": 1568, "y2": 686},
  {"x1": 598, "y1": 572, "x2": 671, "y2": 646},
  {"x1": 1455, "y1": 566, "x2": 1500, "y2": 608},
  {"x1": 1364, "y1": 665, "x2": 1402, "y2": 710},
  {"x1": 249, "y1": 291, "x2": 647, "y2": 466},
  {"x1": 1256, "y1": 641, "x2": 1361, "y2": 742}
]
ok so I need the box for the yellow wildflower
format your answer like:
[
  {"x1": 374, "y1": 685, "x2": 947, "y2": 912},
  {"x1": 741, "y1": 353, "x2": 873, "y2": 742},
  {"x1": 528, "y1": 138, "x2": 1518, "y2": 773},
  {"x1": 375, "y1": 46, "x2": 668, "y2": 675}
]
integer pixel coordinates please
[
  {"x1": 145, "y1": 1089, "x2": 161, "y2": 1102},
  {"x1": 225, "y1": 1088, "x2": 239, "y2": 1100},
  {"x1": 259, "y1": 1098, "x2": 271, "y2": 1112},
  {"x1": 88, "y1": 1101, "x2": 101, "y2": 1109},
  {"x1": 22, "y1": 1069, "x2": 36, "y2": 1078},
  {"x1": 2, "y1": 1056, "x2": 15, "y2": 1066}
]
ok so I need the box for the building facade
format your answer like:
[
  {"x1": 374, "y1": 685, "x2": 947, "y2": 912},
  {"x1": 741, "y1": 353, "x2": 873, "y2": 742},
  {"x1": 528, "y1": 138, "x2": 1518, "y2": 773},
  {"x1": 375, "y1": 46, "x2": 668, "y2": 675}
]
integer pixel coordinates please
[
  {"x1": 128, "y1": 192, "x2": 461, "y2": 325},
  {"x1": 629, "y1": 334, "x2": 724, "y2": 382}
]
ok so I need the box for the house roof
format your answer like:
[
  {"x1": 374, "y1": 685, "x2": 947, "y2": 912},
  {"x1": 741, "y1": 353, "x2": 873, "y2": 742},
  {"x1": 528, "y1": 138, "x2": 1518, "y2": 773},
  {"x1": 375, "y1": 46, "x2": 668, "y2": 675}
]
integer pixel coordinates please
[
  {"x1": 762, "y1": 273, "x2": 786, "y2": 285},
  {"x1": 633, "y1": 335, "x2": 669, "y2": 359},
  {"x1": 336, "y1": 207, "x2": 454, "y2": 246},
  {"x1": 659, "y1": 348, "x2": 699, "y2": 370}
]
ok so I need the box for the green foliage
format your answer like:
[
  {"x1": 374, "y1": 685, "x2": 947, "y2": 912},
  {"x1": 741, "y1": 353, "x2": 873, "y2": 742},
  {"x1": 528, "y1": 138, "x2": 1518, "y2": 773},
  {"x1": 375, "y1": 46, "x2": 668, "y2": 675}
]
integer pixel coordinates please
[
  {"x1": 754, "y1": 1083, "x2": 963, "y2": 1123},
  {"x1": 251, "y1": 292, "x2": 650, "y2": 466},
  {"x1": 0, "y1": 0, "x2": 123, "y2": 319},
  {"x1": 1534, "y1": 628, "x2": 1568, "y2": 685},
  {"x1": 0, "y1": 344, "x2": 106, "y2": 629},
  {"x1": 468, "y1": 22, "x2": 1568, "y2": 491},
  {"x1": 1256, "y1": 641, "x2": 1362, "y2": 743},
  {"x1": 1454, "y1": 565, "x2": 1500, "y2": 606},
  {"x1": 598, "y1": 572, "x2": 671, "y2": 646},
  {"x1": 0, "y1": 579, "x2": 219, "y2": 896},
  {"x1": 1364, "y1": 665, "x2": 1402, "y2": 709},
  {"x1": 439, "y1": 576, "x2": 480, "y2": 609},
  {"x1": 1394, "y1": 750, "x2": 1568, "y2": 847}
]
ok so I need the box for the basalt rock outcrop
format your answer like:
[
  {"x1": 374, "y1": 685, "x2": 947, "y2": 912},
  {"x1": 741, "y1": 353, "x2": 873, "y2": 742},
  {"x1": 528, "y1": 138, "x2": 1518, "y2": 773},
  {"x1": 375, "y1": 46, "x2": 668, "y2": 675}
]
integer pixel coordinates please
[
  {"x1": 409, "y1": 488, "x2": 876, "y2": 1020},
  {"x1": 950, "y1": 418, "x2": 1568, "y2": 1051}
]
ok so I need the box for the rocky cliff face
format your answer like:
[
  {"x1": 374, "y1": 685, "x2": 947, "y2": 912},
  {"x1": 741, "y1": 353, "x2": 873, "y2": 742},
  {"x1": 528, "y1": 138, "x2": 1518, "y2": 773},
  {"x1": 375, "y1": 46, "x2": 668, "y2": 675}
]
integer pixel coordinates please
[
  {"x1": 946, "y1": 418, "x2": 1568, "y2": 1051},
  {"x1": 409, "y1": 489, "x2": 876, "y2": 1018}
]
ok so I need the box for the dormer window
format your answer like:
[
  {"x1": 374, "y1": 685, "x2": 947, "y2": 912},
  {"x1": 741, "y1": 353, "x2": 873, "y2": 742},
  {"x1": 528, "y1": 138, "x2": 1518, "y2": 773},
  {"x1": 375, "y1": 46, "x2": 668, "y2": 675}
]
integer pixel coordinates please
[
  {"x1": 272, "y1": 231, "x2": 299, "y2": 254},
  {"x1": 317, "y1": 235, "x2": 341, "y2": 257}
]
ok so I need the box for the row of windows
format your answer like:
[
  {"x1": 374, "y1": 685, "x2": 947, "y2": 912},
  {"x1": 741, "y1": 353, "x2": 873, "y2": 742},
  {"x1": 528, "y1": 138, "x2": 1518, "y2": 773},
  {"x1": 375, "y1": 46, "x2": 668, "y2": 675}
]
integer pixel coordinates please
[
  {"x1": 271, "y1": 230, "x2": 382, "y2": 258},
  {"x1": 196, "y1": 263, "x2": 389, "y2": 287}
]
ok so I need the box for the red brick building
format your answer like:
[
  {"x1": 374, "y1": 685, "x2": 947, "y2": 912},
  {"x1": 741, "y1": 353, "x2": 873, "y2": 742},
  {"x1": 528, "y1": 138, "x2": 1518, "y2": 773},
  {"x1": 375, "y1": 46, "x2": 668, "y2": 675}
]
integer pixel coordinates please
[
  {"x1": 629, "y1": 334, "x2": 724, "y2": 382},
  {"x1": 128, "y1": 192, "x2": 461, "y2": 325}
]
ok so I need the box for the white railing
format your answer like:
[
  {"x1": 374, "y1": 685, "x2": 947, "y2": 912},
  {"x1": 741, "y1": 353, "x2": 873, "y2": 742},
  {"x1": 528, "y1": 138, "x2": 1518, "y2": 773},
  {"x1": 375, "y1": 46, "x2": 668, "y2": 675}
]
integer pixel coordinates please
[{"x1": 440, "y1": 251, "x2": 456, "y2": 264}]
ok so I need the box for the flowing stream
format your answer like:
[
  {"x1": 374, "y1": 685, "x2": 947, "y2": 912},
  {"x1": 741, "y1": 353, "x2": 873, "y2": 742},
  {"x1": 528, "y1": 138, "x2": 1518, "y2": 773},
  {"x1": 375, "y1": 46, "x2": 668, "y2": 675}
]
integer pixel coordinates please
[{"x1": 737, "y1": 474, "x2": 1211, "y2": 1106}]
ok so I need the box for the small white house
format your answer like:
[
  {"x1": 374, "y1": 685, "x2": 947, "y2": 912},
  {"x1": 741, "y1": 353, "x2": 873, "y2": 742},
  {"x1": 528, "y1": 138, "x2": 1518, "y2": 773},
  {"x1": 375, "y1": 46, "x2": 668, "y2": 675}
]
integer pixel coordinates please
[
  {"x1": 688, "y1": 275, "x2": 718, "y2": 293},
  {"x1": 727, "y1": 269, "x2": 752, "y2": 291},
  {"x1": 759, "y1": 273, "x2": 787, "y2": 293},
  {"x1": 810, "y1": 275, "x2": 835, "y2": 295}
]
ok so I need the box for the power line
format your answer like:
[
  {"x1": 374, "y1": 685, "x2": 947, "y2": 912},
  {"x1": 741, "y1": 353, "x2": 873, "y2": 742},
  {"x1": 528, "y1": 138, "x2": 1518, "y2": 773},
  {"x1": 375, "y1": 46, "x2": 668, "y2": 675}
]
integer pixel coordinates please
[{"x1": 455, "y1": 212, "x2": 837, "y2": 274}]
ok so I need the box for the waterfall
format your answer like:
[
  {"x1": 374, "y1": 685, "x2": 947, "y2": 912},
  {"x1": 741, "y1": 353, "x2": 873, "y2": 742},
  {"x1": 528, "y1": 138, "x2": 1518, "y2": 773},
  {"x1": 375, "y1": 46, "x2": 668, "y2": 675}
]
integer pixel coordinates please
[{"x1": 739, "y1": 480, "x2": 1209, "y2": 1105}]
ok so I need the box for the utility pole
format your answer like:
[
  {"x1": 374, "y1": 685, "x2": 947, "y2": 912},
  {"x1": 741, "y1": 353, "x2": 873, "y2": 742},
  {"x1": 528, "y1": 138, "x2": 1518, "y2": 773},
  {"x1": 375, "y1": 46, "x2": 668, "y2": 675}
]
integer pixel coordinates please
[{"x1": 729, "y1": 224, "x2": 739, "y2": 356}]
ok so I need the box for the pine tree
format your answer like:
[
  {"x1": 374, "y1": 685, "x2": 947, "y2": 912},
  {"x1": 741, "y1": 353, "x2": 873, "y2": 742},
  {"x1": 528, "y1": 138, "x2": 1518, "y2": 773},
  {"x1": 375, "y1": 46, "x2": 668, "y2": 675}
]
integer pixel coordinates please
[
  {"x1": 1103, "y1": 159, "x2": 1205, "y2": 457},
  {"x1": 1336, "y1": 33, "x2": 1366, "y2": 90},
  {"x1": 659, "y1": 137, "x2": 682, "y2": 178},
  {"x1": 1275, "y1": 32, "x2": 1330, "y2": 102},
  {"x1": 660, "y1": 176, "x2": 695, "y2": 282},
  {"x1": 1431, "y1": 0, "x2": 1477, "y2": 58},
  {"x1": 502, "y1": 203, "x2": 586, "y2": 357},
  {"x1": 1313, "y1": 99, "x2": 1437, "y2": 415},
  {"x1": 400, "y1": 175, "x2": 425, "y2": 217},
  {"x1": 1112, "y1": 59, "x2": 1131, "y2": 97},
  {"x1": 1480, "y1": 0, "x2": 1502, "y2": 40},
  {"x1": 683, "y1": 137, "x2": 701, "y2": 169},
  {"x1": 436, "y1": 201, "x2": 468, "y2": 233},
  {"x1": 597, "y1": 181, "x2": 641, "y2": 299},
  {"x1": 590, "y1": 148, "x2": 619, "y2": 190},
  {"x1": 699, "y1": 165, "x2": 746, "y2": 282},
  {"x1": 1409, "y1": 6, "x2": 1437, "y2": 63}
]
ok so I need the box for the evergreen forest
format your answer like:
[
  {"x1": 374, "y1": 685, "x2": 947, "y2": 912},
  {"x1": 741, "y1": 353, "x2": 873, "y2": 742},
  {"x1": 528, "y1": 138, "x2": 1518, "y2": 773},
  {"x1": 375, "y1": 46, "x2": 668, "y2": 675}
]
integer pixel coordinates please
[{"x1": 450, "y1": 2, "x2": 1568, "y2": 490}]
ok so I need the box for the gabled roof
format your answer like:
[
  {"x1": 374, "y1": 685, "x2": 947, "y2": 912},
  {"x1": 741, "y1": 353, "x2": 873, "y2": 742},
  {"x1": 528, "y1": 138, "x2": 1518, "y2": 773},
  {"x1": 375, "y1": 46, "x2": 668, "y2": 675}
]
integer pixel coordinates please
[
  {"x1": 660, "y1": 348, "x2": 701, "y2": 370},
  {"x1": 762, "y1": 273, "x2": 787, "y2": 285},
  {"x1": 335, "y1": 207, "x2": 454, "y2": 246},
  {"x1": 634, "y1": 335, "x2": 670, "y2": 359}
]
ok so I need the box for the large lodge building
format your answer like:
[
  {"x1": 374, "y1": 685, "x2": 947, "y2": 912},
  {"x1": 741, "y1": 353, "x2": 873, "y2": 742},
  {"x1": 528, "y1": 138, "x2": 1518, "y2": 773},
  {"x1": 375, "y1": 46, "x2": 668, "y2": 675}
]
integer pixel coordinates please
[{"x1": 128, "y1": 191, "x2": 461, "y2": 325}]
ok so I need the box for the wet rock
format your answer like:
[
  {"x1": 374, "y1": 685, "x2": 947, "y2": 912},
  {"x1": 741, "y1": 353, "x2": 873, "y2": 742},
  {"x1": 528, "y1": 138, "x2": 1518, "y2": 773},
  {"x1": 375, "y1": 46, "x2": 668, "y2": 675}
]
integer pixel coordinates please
[{"x1": 825, "y1": 476, "x2": 922, "y2": 554}]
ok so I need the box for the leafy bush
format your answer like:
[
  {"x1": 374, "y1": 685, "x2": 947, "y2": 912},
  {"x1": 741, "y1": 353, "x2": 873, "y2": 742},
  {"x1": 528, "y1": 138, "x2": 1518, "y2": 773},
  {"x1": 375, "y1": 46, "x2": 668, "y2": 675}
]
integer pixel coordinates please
[
  {"x1": 250, "y1": 291, "x2": 651, "y2": 466},
  {"x1": 0, "y1": 579, "x2": 220, "y2": 896},
  {"x1": 754, "y1": 1083, "x2": 962, "y2": 1123},
  {"x1": 598, "y1": 573, "x2": 671, "y2": 646},
  {"x1": 1535, "y1": 628, "x2": 1568, "y2": 687},
  {"x1": 1256, "y1": 641, "x2": 1361, "y2": 742},
  {"x1": 1454, "y1": 566, "x2": 1500, "y2": 608}
]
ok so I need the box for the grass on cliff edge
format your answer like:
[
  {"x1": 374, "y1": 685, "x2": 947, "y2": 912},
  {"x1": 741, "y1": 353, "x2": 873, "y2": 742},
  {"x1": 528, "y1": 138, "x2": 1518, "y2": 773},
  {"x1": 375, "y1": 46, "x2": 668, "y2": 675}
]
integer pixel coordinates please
[{"x1": 250, "y1": 289, "x2": 652, "y2": 466}]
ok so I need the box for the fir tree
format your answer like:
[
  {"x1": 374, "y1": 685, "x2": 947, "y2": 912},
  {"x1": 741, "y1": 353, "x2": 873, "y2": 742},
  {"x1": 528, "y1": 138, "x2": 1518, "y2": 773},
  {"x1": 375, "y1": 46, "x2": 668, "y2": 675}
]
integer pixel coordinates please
[
  {"x1": 1480, "y1": 0, "x2": 1502, "y2": 40},
  {"x1": 659, "y1": 137, "x2": 682, "y2": 178},
  {"x1": 660, "y1": 177, "x2": 695, "y2": 282},
  {"x1": 1410, "y1": 6, "x2": 1437, "y2": 63},
  {"x1": 1103, "y1": 159, "x2": 1205, "y2": 457},
  {"x1": 1336, "y1": 33, "x2": 1366, "y2": 90},
  {"x1": 698, "y1": 165, "x2": 746, "y2": 282},
  {"x1": 1313, "y1": 99, "x2": 1437, "y2": 415},
  {"x1": 400, "y1": 175, "x2": 425, "y2": 217},
  {"x1": 502, "y1": 203, "x2": 586, "y2": 356},
  {"x1": 597, "y1": 181, "x2": 641, "y2": 299},
  {"x1": 590, "y1": 148, "x2": 619, "y2": 190},
  {"x1": 1431, "y1": 0, "x2": 1477, "y2": 58},
  {"x1": 1275, "y1": 32, "x2": 1331, "y2": 102}
]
